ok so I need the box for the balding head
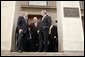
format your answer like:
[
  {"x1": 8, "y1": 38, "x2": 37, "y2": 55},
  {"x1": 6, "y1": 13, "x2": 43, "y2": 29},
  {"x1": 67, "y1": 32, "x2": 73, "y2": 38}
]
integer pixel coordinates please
[{"x1": 33, "y1": 17, "x2": 38, "y2": 23}]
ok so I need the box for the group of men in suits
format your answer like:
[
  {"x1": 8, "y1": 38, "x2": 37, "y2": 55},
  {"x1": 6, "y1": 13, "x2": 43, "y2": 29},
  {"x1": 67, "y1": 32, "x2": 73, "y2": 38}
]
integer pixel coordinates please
[{"x1": 15, "y1": 10, "x2": 58, "y2": 52}]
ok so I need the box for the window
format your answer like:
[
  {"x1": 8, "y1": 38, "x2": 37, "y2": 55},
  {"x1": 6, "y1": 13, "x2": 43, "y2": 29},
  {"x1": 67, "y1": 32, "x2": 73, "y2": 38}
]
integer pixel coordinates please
[{"x1": 29, "y1": 1, "x2": 47, "y2": 6}]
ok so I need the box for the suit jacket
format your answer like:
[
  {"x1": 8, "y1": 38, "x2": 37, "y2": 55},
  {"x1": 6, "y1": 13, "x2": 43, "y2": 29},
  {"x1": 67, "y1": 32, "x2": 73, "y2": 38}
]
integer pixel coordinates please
[
  {"x1": 48, "y1": 25, "x2": 58, "y2": 51},
  {"x1": 17, "y1": 16, "x2": 29, "y2": 33},
  {"x1": 30, "y1": 22, "x2": 40, "y2": 35},
  {"x1": 40, "y1": 15, "x2": 51, "y2": 30},
  {"x1": 51, "y1": 25, "x2": 58, "y2": 51},
  {"x1": 51, "y1": 26, "x2": 58, "y2": 39}
]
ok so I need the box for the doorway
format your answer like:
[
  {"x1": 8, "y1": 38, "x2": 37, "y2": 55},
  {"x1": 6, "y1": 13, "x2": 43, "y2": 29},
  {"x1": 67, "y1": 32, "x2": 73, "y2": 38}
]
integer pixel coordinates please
[
  {"x1": 28, "y1": 14, "x2": 42, "y2": 25},
  {"x1": 11, "y1": 14, "x2": 58, "y2": 52}
]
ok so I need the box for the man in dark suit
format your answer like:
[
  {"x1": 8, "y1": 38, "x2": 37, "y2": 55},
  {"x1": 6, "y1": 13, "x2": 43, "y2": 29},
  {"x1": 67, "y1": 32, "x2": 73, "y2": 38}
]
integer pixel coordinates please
[
  {"x1": 38, "y1": 10, "x2": 52, "y2": 52},
  {"x1": 16, "y1": 11, "x2": 29, "y2": 52},
  {"x1": 48, "y1": 24, "x2": 58, "y2": 52},
  {"x1": 30, "y1": 17, "x2": 40, "y2": 51}
]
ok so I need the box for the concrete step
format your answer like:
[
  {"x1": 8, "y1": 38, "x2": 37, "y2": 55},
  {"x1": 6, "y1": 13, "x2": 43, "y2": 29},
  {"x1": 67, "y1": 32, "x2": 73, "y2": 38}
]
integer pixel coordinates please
[{"x1": 1, "y1": 51, "x2": 84, "y2": 56}]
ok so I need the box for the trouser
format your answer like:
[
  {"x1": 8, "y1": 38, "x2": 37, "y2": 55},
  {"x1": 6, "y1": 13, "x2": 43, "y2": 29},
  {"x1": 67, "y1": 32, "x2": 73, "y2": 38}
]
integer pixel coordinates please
[
  {"x1": 48, "y1": 34, "x2": 54, "y2": 52},
  {"x1": 16, "y1": 32, "x2": 24, "y2": 51},
  {"x1": 16, "y1": 31, "x2": 30, "y2": 51},
  {"x1": 31, "y1": 33, "x2": 39, "y2": 51},
  {"x1": 38, "y1": 28, "x2": 49, "y2": 52}
]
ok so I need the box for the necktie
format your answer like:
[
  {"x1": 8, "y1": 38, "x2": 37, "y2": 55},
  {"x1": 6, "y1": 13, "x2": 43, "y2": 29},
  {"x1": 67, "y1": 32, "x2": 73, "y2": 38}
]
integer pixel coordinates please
[{"x1": 24, "y1": 16, "x2": 27, "y2": 23}]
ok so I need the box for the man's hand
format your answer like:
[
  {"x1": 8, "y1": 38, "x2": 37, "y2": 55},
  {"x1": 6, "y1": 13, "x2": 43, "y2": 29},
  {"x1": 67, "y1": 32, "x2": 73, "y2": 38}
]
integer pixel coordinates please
[
  {"x1": 28, "y1": 28, "x2": 30, "y2": 31},
  {"x1": 37, "y1": 30, "x2": 39, "y2": 34},
  {"x1": 19, "y1": 29, "x2": 23, "y2": 33}
]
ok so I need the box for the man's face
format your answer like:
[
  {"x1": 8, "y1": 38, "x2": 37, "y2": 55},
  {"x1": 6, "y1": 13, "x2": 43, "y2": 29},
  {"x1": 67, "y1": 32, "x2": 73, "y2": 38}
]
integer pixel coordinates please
[
  {"x1": 25, "y1": 12, "x2": 28, "y2": 16},
  {"x1": 23, "y1": 12, "x2": 28, "y2": 16},
  {"x1": 33, "y1": 17, "x2": 38, "y2": 22},
  {"x1": 41, "y1": 11, "x2": 44, "y2": 16}
]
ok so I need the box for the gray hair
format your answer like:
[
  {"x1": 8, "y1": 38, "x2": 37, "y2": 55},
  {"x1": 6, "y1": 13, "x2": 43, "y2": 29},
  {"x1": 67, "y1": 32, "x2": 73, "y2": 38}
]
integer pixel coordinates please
[{"x1": 41, "y1": 10, "x2": 47, "y2": 14}]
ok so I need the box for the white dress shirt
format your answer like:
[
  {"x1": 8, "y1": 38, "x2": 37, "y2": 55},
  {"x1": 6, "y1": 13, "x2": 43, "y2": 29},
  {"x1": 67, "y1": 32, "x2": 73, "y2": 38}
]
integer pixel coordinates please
[{"x1": 42, "y1": 15, "x2": 46, "y2": 21}]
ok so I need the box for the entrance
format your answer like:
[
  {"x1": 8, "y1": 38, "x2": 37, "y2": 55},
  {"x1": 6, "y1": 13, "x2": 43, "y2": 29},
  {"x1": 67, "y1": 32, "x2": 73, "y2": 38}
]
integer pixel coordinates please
[
  {"x1": 28, "y1": 14, "x2": 42, "y2": 25},
  {"x1": 11, "y1": 14, "x2": 58, "y2": 52}
]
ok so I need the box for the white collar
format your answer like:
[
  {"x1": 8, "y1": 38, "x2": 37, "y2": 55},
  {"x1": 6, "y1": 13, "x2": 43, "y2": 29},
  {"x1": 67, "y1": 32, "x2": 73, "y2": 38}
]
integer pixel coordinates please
[
  {"x1": 50, "y1": 25, "x2": 53, "y2": 30},
  {"x1": 43, "y1": 15, "x2": 46, "y2": 17},
  {"x1": 23, "y1": 16, "x2": 28, "y2": 19}
]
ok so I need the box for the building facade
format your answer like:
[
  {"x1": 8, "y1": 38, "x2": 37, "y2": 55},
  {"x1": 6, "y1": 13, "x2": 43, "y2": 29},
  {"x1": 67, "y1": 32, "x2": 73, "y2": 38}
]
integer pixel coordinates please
[{"x1": 1, "y1": 1, "x2": 84, "y2": 52}]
